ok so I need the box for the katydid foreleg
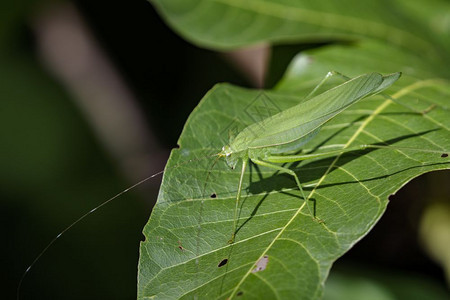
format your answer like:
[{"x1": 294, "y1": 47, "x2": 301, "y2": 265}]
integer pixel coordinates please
[{"x1": 229, "y1": 158, "x2": 248, "y2": 244}]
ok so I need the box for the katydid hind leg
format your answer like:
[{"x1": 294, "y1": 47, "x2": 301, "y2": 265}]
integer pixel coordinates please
[
  {"x1": 380, "y1": 92, "x2": 436, "y2": 115},
  {"x1": 305, "y1": 70, "x2": 358, "y2": 100},
  {"x1": 329, "y1": 71, "x2": 428, "y2": 114},
  {"x1": 304, "y1": 71, "x2": 335, "y2": 100},
  {"x1": 250, "y1": 158, "x2": 322, "y2": 223}
]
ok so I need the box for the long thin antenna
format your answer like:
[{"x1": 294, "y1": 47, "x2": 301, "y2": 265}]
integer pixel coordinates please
[{"x1": 17, "y1": 152, "x2": 219, "y2": 300}]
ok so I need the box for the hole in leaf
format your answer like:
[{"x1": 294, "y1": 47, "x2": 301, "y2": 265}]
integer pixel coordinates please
[
  {"x1": 217, "y1": 258, "x2": 228, "y2": 267},
  {"x1": 210, "y1": 193, "x2": 217, "y2": 198},
  {"x1": 236, "y1": 291, "x2": 243, "y2": 297},
  {"x1": 441, "y1": 153, "x2": 448, "y2": 158},
  {"x1": 252, "y1": 255, "x2": 269, "y2": 273},
  {"x1": 177, "y1": 241, "x2": 184, "y2": 251},
  {"x1": 388, "y1": 194, "x2": 395, "y2": 200}
]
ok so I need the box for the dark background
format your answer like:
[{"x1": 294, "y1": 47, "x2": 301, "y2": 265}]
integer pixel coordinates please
[{"x1": 2, "y1": 1, "x2": 448, "y2": 299}]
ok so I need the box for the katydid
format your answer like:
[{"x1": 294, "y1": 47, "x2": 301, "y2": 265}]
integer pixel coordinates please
[{"x1": 216, "y1": 72, "x2": 405, "y2": 243}]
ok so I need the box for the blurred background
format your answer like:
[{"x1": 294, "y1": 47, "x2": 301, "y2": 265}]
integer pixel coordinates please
[{"x1": 2, "y1": 1, "x2": 448, "y2": 299}]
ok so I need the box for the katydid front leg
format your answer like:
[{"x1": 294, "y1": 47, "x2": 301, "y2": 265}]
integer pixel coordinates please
[{"x1": 229, "y1": 158, "x2": 248, "y2": 244}]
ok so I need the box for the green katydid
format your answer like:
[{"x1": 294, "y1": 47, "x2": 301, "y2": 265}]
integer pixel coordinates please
[{"x1": 214, "y1": 72, "x2": 404, "y2": 243}]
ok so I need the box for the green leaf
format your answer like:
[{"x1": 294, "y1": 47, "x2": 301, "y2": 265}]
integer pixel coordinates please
[
  {"x1": 138, "y1": 42, "x2": 450, "y2": 299},
  {"x1": 148, "y1": 0, "x2": 449, "y2": 64},
  {"x1": 148, "y1": 0, "x2": 450, "y2": 81}
]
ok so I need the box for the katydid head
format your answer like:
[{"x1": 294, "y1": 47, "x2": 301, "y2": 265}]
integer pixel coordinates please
[
  {"x1": 220, "y1": 145, "x2": 233, "y2": 157},
  {"x1": 219, "y1": 145, "x2": 239, "y2": 169}
]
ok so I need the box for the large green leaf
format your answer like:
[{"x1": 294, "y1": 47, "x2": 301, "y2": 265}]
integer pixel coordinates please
[
  {"x1": 138, "y1": 41, "x2": 450, "y2": 299},
  {"x1": 148, "y1": 0, "x2": 449, "y2": 67}
]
